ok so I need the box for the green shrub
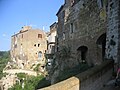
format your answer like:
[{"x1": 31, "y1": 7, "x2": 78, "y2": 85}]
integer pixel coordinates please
[
  {"x1": 33, "y1": 64, "x2": 40, "y2": 72},
  {"x1": 9, "y1": 74, "x2": 46, "y2": 90},
  {"x1": 0, "y1": 51, "x2": 10, "y2": 79}
]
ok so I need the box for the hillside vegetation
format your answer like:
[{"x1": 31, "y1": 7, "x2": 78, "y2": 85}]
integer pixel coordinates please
[{"x1": 0, "y1": 51, "x2": 10, "y2": 79}]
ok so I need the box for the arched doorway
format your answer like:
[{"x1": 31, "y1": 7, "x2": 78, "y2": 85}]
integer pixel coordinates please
[
  {"x1": 77, "y1": 46, "x2": 88, "y2": 63},
  {"x1": 96, "y1": 33, "x2": 106, "y2": 60}
]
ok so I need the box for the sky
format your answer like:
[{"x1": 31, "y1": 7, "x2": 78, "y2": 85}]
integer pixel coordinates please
[{"x1": 0, "y1": 0, "x2": 64, "y2": 51}]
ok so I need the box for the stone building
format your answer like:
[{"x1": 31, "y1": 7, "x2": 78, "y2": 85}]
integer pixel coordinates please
[
  {"x1": 46, "y1": 22, "x2": 57, "y2": 67},
  {"x1": 46, "y1": 22, "x2": 57, "y2": 55},
  {"x1": 11, "y1": 26, "x2": 47, "y2": 69},
  {"x1": 56, "y1": 0, "x2": 120, "y2": 67}
]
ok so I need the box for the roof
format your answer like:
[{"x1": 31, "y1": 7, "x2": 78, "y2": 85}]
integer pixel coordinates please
[
  {"x1": 11, "y1": 26, "x2": 44, "y2": 37},
  {"x1": 56, "y1": 5, "x2": 64, "y2": 16},
  {"x1": 50, "y1": 22, "x2": 57, "y2": 28}
]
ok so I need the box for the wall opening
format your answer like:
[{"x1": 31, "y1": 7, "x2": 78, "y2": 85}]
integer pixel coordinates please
[
  {"x1": 22, "y1": 34, "x2": 23, "y2": 38},
  {"x1": 38, "y1": 51, "x2": 42, "y2": 60},
  {"x1": 38, "y1": 34, "x2": 42, "y2": 38},
  {"x1": 77, "y1": 46, "x2": 88, "y2": 63},
  {"x1": 38, "y1": 44, "x2": 41, "y2": 47},
  {"x1": 96, "y1": 33, "x2": 106, "y2": 60},
  {"x1": 70, "y1": 23, "x2": 74, "y2": 34}
]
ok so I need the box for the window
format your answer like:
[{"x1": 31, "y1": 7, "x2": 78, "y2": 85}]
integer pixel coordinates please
[
  {"x1": 70, "y1": 23, "x2": 74, "y2": 33},
  {"x1": 38, "y1": 44, "x2": 41, "y2": 47},
  {"x1": 38, "y1": 34, "x2": 42, "y2": 38},
  {"x1": 38, "y1": 51, "x2": 42, "y2": 59},
  {"x1": 22, "y1": 34, "x2": 23, "y2": 38}
]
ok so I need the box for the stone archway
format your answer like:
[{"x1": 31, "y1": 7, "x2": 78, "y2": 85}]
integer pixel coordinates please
[
  {"x1": 96, "y1": 33, "x2": 106, "y2": 61},
  {"x1": 77, "y1": 46, "x2": 88, "y2": 63}
]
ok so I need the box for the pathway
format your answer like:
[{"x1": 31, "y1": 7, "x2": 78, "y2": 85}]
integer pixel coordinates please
[{"x1": 101, "y1": 79, "x2": 120, "y2": 90}]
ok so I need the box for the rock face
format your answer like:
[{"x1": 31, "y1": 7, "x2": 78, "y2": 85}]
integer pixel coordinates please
[{"x1": 0, "y1": 74, "x2": 18, "y2": 90}]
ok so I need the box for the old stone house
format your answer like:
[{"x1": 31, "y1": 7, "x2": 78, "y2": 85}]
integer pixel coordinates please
[
  {"x1": 46, "y1": 22, "x2": 57, "y2": 55},
  {"x1": 56, "y1": 0, "x2": 120, "y2": 67},
  {"x1": 46, "y1": 22, "x2": 57, "y2": 68},
  {"x1": 11, "y1": 26, "x2": 47, "y2": 69}
]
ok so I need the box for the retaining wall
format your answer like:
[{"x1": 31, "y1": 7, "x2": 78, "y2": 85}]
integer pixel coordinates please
[{"x1": 39, "y1": 60, "x2": 113, "y2": 90}]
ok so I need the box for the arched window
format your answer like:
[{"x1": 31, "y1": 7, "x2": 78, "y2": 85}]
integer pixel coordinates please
[{"x1": 38, "y1": 51, "x2": 42, "y2": 59}]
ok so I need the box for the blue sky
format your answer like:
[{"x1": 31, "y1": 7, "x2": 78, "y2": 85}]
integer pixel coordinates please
[{"x1": 0, "y1": 0, "x2": 64, "y2": 51}]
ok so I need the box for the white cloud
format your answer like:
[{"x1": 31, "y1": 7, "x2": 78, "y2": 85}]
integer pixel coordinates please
[{"x1": 2, "y1": 34, "x2": 6, "y2": 37}]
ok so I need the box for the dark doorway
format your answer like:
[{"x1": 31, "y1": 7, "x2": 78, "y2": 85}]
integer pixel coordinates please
[
  {"x1": 96, "y1": 33, "x2": 106, "y2": 60},
  {"x1": 77, "y1": 46, "x2": 88, "y2": 63}
]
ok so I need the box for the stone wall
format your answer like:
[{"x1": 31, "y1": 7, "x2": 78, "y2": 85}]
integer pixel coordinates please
[
  {"x1": 47, "y1": 22, "x2": 57, "y2": 54},
  {"x1": 11, "y1": 26, "x2": 47, "y2": 69},
  {"x1": 106, "y1": 0, "x2": 120, "y2": 63},
  {"x1": 39, "y1": 60, "x2": 113, "y2": 90},
  {"x1": 0, "y1": 74, "x2": 17, "y2": 90},
  {"x1": 78, "y1": 60, "x2": 113, "y2": 90},
  {"x1": 57, "y1": 0, "x2": 108, "y2": 66}
]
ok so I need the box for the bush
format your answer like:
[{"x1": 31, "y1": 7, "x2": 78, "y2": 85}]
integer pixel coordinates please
[
  {"x1": 33, "y1": 64, "x2": 40, "y2": 72},
  {"x1": 35, "y1": 78, "x2": 51, "y2": 89},
  {"x1": 0, "y1": 51, "x2": 10, "y2": 79},
  {"x1": 9, "y1": 74, "x2": 47, "y2": 90}
]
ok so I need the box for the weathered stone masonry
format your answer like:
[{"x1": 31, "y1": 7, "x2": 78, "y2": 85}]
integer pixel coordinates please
[
  {"x1": 57, "y1": 0, "x2": 108, "y2": 67},
  {"x1": 106, "y1": 0, "x2": 120, "y2": 64},
  {"x1": 11, "y1": 26, "x2": 47, "y2": 69}
]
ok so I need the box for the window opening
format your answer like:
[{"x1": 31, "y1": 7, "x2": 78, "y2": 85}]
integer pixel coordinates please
[
  {"x1": 70, "y1": 23, "x2": 74, "y2": 33},
  {"x1": 38, "y1": 34, "x2": 42, "y2": 38},
  {"x1": 38, "y1": 51, "x2": 42, "y2": 59}
]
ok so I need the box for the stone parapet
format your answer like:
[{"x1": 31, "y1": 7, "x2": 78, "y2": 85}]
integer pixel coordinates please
[{"x1": 39, "y1": 60, "x2": 113, "y2": 90}]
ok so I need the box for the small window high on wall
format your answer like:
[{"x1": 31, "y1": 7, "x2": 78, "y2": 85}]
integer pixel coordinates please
[
  {"x1": 38, "y1": 34, "x2": 42, "y2": 38},
  {"x1": 70, "y1": 23, "x2": 74, "y2": 34}
]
